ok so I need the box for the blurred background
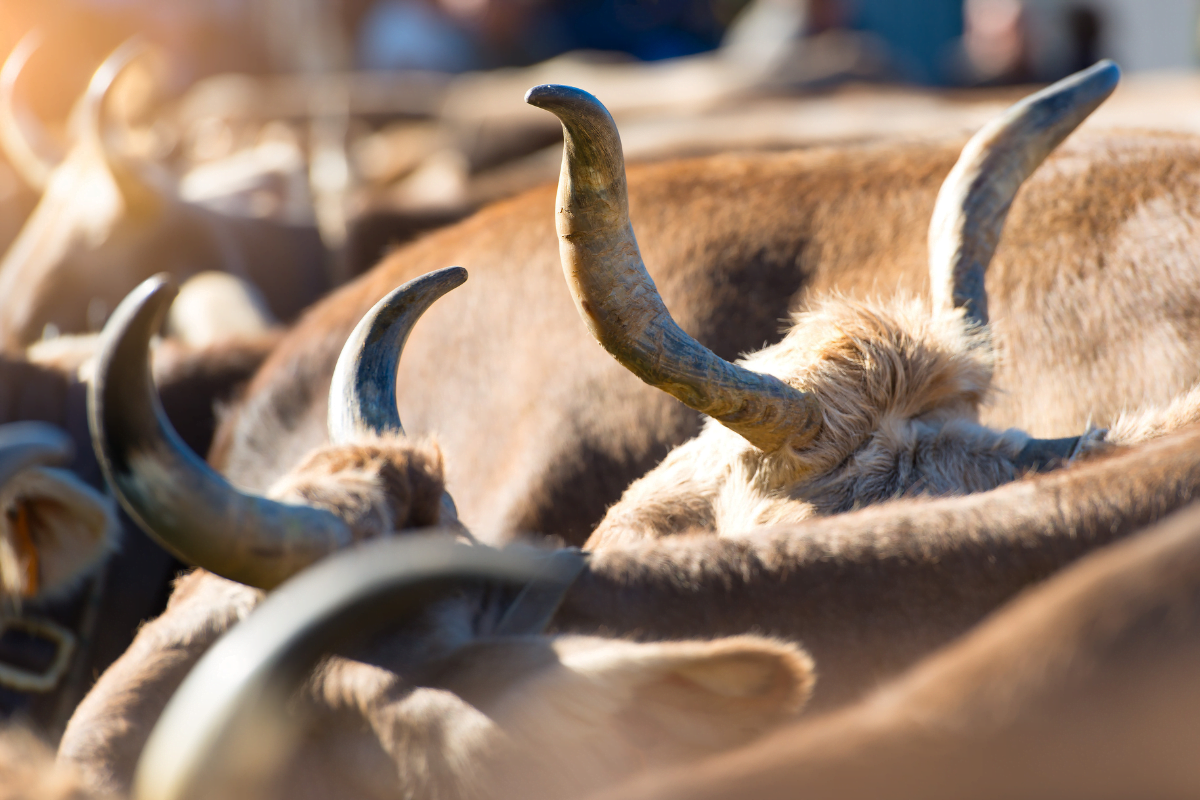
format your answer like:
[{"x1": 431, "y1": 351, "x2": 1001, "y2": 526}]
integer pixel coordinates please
[
  {"x1": 3, "y1": 0, "x2": 1200, "y2": 276},
  {"x1": 7, "y1": 0, "x2": 1197, "y2": 95}
]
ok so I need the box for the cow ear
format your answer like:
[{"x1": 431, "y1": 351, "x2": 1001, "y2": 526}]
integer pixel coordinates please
[
  {"x1": 0, "y1": 467, "x2": 117, "y2": 599},
  {"x1": 562, "y1": 635, "x2": 816, "y2": 756}
]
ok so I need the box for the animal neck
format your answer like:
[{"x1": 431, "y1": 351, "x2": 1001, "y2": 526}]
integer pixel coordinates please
[{"x1": 558, "y1": 427, "x2": 1200, "y2": 710}]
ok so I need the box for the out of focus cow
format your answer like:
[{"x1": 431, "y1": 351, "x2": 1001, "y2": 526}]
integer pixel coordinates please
[{"x1": 0, "y1": 39, "x2": 329, "y2": 350}]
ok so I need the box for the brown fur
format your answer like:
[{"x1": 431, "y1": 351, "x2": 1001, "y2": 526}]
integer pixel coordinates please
[
  {"x1": 587, "y1": 297, "x2": 1034, "y2": 545},
  {"x1": 595, "y1": 501, "x2": 1200, "y2": 800},
  {"x1": 267, "y1": 436, "x2": 447, "y2": 541},
  {"x1": 1, "y1": 332, "x2": 279, "y2": 483},
  {"x1": 61, "y1": 425, "x2": 1200, "y2": 796},
  {"x1": 555, "y1": 423, "x2": 1200, "y2": 711},
  {"x1": 214, "y1": 130, "x2": 1200, "y2": 545},
  {"x1": 0, "y1": 726, "x2": 106, "y2": 800},
  {"x1": 59, "y1": 569, "x2": 262, "y2": 796},
  {"x1": 281, "y1": 635, "x2": 813, "y2": 800},
  {"x1": 0, "y1": 335, "x2": 277, "y2": 732},
  {"x1": 59, "y1": 435, "x2": 814, "y2": 800},
  {"x1": 59, "y1": 436, "x2": 456, "y2": 795}
]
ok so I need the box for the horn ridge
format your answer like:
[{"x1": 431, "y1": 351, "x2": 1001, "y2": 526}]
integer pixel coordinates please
[
  {"x1": 929, "y1": 60, "x2": 1120, "y2": 327},
  {"x1": 327, "y1": 267, "x2": 468, "y2": 444},
  {"x1": 526, "y1": 84, "x2": 820, "y2": 452},
  {"x1": 89, "y1": 276, "x2": 351, "y2": 590}
]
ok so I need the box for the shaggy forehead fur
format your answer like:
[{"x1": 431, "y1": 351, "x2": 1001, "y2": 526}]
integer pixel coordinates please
[
  {"x1": 267, "y1": 435, "x2": 447, "y2": 542},
  {"x1": 588, "y1": 295, "x2": 1030, "y2": 547},
  {"x1": 753, "y1": 296, "x2": 994, "y2": 466}
]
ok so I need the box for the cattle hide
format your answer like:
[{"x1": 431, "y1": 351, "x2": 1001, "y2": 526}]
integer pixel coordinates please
[
  {"x1": 593, "y1": 500, "x2": 1200, "y2": 800},
  {"x1": 214, "y1": 128, "x2": 1200, "y2": 546}
]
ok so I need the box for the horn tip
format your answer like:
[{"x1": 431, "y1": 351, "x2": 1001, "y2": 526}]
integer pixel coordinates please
[
  {"x1": 1082, "y1": 58, "x2": 1121, "y2": 93},
  {"x1": 141, "y1": 272, "x2": 179, "y2": 300},
  {"x1": 524, "y1": 84, "x2": 604, "y2": 115},
  {"x1": 440, "y1": 265, "x2": 468, "y2": 287},
  {"x1": 524, "y1": 83, "x2": 567, "y2": 107},
  {"x1": 110, "y1": 274, "x2": 179, "y2": 331}
]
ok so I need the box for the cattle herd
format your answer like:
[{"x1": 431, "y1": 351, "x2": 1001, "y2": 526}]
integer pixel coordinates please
[{"x1": 1, "y1": 30, "x2": 1200, "y2": 800}]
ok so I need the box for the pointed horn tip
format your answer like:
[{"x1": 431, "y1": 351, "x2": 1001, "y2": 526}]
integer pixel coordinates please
[
  {"x1": 101, "y1": 273, "x2": 178, "y2": 347},
  {"x1": 1033, "y1": 59, "x2": 1120, "y2": 110},
  {"x1": 375, "y1": 265, "x2": 467, "y2": 310},
  {"x1": 524, "y1": 84, "x2": 608, "y2": 118},
  {"x1": 437, "y1": 265, "x2": 468, "y2": 288},
  {"x1": 127, "y1": 273, "x2": 179, "y2": 312},
  {"x1": 1075, "y1": 58, "x2": 1120, "y2": 98},
  {"x1": 1089, "y1": 58, "x2": 1120, "y2": 85}
]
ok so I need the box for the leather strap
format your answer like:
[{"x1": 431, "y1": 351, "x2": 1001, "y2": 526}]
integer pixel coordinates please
[{"x1": 0, "y1": 614, "x2": 76, "y2": 693}]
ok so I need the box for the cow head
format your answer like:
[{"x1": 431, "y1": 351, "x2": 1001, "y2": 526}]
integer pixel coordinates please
[
  {"x1": 132, "y1": 537, "x2": 814, "y2": 800},
  {"x1": 528, "y1": 62, "x2": 1119, "y2": 542},
  {"x1": 0, "y1": 38, "x2": 204, "y2": 350},
  {"x1": 89, "y1": 267, "x2": 468, "y2": 589},
  {"x1": 0, "y1": 36, "x2": 326, "y2": 352},
  {"x1": 0, "y1": 423, "x2": 116, "y2": 601}
]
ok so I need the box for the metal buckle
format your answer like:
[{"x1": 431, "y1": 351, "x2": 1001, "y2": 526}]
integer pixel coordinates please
[{"x1": 0, "y1": 615, "x2": 76, "y2": 693}]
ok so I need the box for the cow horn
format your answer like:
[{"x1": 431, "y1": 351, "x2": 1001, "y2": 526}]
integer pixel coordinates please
[
  {"x1": 929, "y1": 60, "x2": 1120, "y2": 327},
  {"x1": 0, "y1": 31, "x2": 60, "y2": 191},
  {"x1": 89, "y1": 276, "x2": 352, "y2": 590},
  {"x1": 525, "y1": 84, "x2": 820, "y2": 453},
  {"x1": 134, "y1": 537, "x2": 582, "y2": 800},
  {"x1": 0, "y1": 422, "x2": 73, "y2": 487},
  {"x1": 328, "y1": 267, "x2": 467, "y2": 443},
  {"x1": 73, "y1": 36, "x2": 147, "y2": 155}
]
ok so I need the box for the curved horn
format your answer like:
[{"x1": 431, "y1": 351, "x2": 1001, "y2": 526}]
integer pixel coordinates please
[
  {"x1": 72, "y1": 37, "x2": 147, "y2": 156},
  {"x1": 88, "y1": 276, "x2": 351, "y2": 590},
  {"x1": 929, "y1": 60, "x2": 1120, "y2": 327},
  {"x1": 133, "y1": 537, "x2": 583, "y2": 800},
  {"x1": 0, "y1": 31, "x2": 60, "y2": 190},
  {"x1": 0, "y1": 422, "x2": 73, "y2": 487},
  {"x1": 525, "y1": 84, "x2": 820, "y2": 453},
  {"x1": 328, "y1": 267, "x2": 467, "y2": 443}
]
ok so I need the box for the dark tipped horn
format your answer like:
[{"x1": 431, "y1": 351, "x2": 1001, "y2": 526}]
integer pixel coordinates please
[
  {"x1": 0, "y1": 31, "x2": 61, "y2": 190},
  {"x1": 134, "y1": 537, "x2": 584, "y2": 800},
  {"x1": 526, "y1": 84, "x2": 820, "y2": 453},
  {"x1": 327, "y1": 267, "x2": 467, "y2": 443},
  {"x1": 929, "y1": 60, "x2": 1120, "y2": 327},
  {"x1": 89, "y1": 276, "x2": 351, "y2": 590},
  {"x1": 0, "y1": 422, "x2": 73, "y2": 487}
]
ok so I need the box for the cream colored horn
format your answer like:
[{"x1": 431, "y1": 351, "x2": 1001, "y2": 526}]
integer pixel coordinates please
[{"x1": 526, "y1": 84, "x2": 820, "y2": 453}]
